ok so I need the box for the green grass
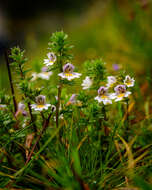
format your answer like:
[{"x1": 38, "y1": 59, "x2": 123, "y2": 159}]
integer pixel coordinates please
[{"x1": 1, "y1": 1, "x2": 152, "y2": 189}]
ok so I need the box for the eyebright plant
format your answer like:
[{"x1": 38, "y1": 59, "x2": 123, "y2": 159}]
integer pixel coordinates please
[{"x1": 1, "y1": 31, "x2": 150, "y2": 190}]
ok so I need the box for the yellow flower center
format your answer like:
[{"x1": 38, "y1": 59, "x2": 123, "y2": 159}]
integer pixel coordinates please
[
  {"x1": 100, "y1": 95, "x2": 108, "y2": 99},
  {"x1": 126, "y1": 81, "x2": 132, "y2": 85},
  {"x1": 36, "y1": 105, "x2": 45, "y2": 108},
  {"x1": 117, "y1": 93, "x2": 125, "y2": 98},
  {"x1": 65, "y1": 73, "x2": 73, "y2": 77},
  {"x1": 43, "y1": 72, "x2": 49, "y2": 75}
]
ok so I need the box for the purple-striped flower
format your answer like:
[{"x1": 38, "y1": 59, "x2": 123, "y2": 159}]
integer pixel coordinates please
[
  {"x1": 110, "y1": 85, "x2": 131, "y2": 102},
  {"x1": 106, "y1": 76, "x2": 117, "y2": 88},
  {"x1": 44, "y1": 52, "x2": 56, "y2": 66},
  {"x1": 94, "y1": 86, "x2": 112, "y2": 105},
  {"x1": 15, "y1": 102, "x2": 28, "y2": 117},
  {"x1": 58, "y1": 63, "x2": 81, "y2": 81},
  {"x1": 31, "y1": 95, "x2": 51, "y2": 111},
  {"x1": 37, "y1": 67, "x2": 53, "y2": 80},
  {"x1": 124, "y1": 75, "x2": 135, "y2": 87}
]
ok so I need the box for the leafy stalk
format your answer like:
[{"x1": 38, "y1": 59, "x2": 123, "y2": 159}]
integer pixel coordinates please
[{"x1": 4, "y1": 50, "x2": 17, "y2": 112}]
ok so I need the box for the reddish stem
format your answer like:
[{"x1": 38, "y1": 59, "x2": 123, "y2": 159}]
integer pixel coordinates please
[{"x1": 25, "y1": 112, "x2": 53, "y2": 165}]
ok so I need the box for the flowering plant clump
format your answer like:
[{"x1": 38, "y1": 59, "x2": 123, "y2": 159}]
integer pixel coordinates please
[{"x1": 1, "y1": 31, "x2": 150, "y2": 190}]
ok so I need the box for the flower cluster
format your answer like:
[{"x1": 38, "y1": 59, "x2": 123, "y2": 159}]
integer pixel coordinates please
[
  {"x1": 7, "y1": 33, "x2": 135, "y2": 127},
  {"x1": 93, "y1": 75, "x2": 135, "y2": 105},
  {"x1": 31, "y1": 52, "x2": 56, "y2": 81}
]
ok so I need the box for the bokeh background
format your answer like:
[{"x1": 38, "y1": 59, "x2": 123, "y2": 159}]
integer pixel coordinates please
[{"x1": 0, "y1": 0, "x2": 152, "y2": 90}]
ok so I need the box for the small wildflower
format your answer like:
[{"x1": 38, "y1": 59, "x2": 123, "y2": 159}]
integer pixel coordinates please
[
  {"x1": 124, "y1": 75, "x2": 135, "y2": 87},
  {"x1": 81, "y1": 76, "x2": 92, "y2": 90},
  {"x1": 37, "y1": 67, "x2": 53, "y2": 80},
  {"x1": 58, "y1": 63, "x2": 81, "y2": 81},
  {"x1": 22, "y1": 118, "x2": 28, "y2": 128},
  {"x1": 111, "y1": 85, "x2": 131, "y2": 102},
  {"x1": 112, "y1": 64, "x2": 121, "y2": 71},
  {"x1": 66, "y1": 94, "x2": 77, "y2": 105},
  {"x1": 66, "y1": 94, "x2": 82, "y2": 106},
  {"x1": 31, "y1": 73, "x2": 38, "y2": 81},
  {"x1": 94, "y1": 86, "x2": 112, "y2": 105},
  {"x1": 54, "y1": 113, "x2": 64, "y2": 121},
  {"x1": 15, "y1": 102, "x2": 28, "y2": 117},
  {"x1": 31, "y1": 95, "x2": 51, "y2": 111},
  {"x1": 0, "y1": 104, "x2": 6, "y2": 109},
  {"x1": 106, "y1": 76, "x2": 117, "y2": 88},
  {"x1": 0, "y1": 99, "x2": 6, "y2": 109},
  {"x1": 44, "y1": 52, "x2": 56, "y2": 66}
]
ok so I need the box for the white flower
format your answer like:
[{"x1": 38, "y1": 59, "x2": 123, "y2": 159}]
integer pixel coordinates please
[
  {"x1": 124, "y1": 75, "x2": 135, "y2": 87},
  {"x1": 44, "y1": 52, "x2": 56, "y2": 66},
  {"x1": 31, "y1": 73, "x2": 38, "y2": 81},
  {"x1": 38, "y1": 72, "x2": 52, "y2": 80},
  {"x1": 0, "y1": 99, "x2": 6, "y2": 109},
  {"x1": 0, "y1": 104, "x2": 6, "y2": 109},
  {"x1": 22, "y1": 118, "x2": 28, "y2": 128},
  {"x1": 31, "y1": 95, "x2": 51, "y2": 111},
  {"x1": 94, "y1": 86, "x2": 112, "y2": 105},
  {"x1": 58, "y1": 63, "x2": 81, "y2": 81},
  {"x1": 18, "y1": 102, "x2": 25, "y2": 111},
  {"x1": 37, "y1": 67, "x2": 53, "y2": 80},
  {"x1": 81, "y1": 76, "x2": 92, "y2": 90},
  {"x1": 54, "y1": 114, "x2": 64, "y2": 121},
  {"x1": 58, "y1": 72, "x2": 81, "y2": 80},
  {"x1": 110, "y1": 85, "x2": 131, "y2": 102},
  {"x1": 31, "y1": 103, "x2": 51, "y2": 111},
  {"x1": 106, "y1": 76, "x2": 117, "y2": 88}
]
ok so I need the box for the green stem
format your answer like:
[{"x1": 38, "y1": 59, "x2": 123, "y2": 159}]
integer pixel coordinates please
[
  {"x1": 56, "y1": 84, "x2": 62, "y2": 128},
  {"x1": 126, "y1": 99, "x2": 129, "y2": 125},
  {"x1": 18, "y1": 61, "x2": 37, "y2": 135},
  {"x1": 125, "y1": 98, "x2": 129, "y2": 141},
  {"x1": 56, "y1": 51, "x2": 63, "y2": 129}
]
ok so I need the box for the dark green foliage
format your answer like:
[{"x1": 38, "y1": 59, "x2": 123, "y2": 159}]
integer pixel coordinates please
[
  {"x1": 84, "y1": 59, "x2": 106, "y2": 88},
  {"x1": 48, "y1": 31, "x2": 74, "y2": 65}
]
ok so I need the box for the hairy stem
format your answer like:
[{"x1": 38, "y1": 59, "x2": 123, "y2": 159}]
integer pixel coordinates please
[
  {"x1": 56, "y1": 51, "x2": 63, "y2": 128},
  {"x1": 28, "y1": 102, "x2": 37, "y2": 134},
  {"x1": 56, "y1": 84, "x2": 62, "y2": 128},
  {"x1": 4, "y1": 50, "x2": 17, "y2": 112},
  {"x1": 18, "y1": 61, "x2": 37, "y2": 135},
  {"x1": 125, "y1": 98, "x2": 129, "y2": 141}
]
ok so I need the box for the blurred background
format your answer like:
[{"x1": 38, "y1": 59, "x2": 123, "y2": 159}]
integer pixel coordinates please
[{"x1": 0, "y1": 0, "x2": 152, "y2": 90}]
